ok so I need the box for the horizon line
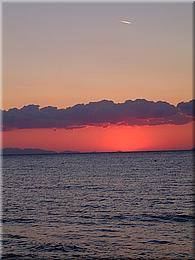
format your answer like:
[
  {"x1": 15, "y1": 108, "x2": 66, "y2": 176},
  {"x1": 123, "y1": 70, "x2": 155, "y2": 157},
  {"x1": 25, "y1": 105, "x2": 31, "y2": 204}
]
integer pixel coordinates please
[{"x1": 2, "y1": 147, "x2": 194, "y2": 156}]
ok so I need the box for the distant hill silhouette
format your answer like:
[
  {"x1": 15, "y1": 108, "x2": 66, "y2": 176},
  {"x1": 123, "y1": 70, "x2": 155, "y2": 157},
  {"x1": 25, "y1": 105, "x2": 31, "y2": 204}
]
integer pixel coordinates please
[
  {"x1": 2, "y1": 148, "x2": 81, "y2": 155},
  {"x1": 2, "y1": 148, "x2": 57, "y2": 155}
]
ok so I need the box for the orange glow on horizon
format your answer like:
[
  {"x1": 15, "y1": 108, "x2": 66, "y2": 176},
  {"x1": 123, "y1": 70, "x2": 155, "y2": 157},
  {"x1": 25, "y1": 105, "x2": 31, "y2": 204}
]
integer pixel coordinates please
[{"x1": 2, "y1": 123, "x2": 193, "y2": 152}]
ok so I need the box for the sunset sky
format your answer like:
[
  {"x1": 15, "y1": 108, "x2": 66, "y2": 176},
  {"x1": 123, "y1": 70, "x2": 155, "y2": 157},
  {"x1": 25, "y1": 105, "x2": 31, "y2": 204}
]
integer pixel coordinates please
[{"x1": 2, "y1": 2, "x2": 194, "y2": 152}]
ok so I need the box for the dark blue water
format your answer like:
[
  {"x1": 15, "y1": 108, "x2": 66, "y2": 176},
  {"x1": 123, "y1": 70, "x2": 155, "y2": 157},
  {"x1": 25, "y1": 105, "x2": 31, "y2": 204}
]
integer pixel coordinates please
[{"x1": 2, "y1": 151, "x2": 194, "y2": 259}]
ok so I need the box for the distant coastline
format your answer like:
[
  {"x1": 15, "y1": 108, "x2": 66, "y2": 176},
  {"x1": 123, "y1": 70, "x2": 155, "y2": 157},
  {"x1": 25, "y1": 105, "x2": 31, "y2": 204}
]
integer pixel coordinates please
[
  {"x1": 2, "y1": 147, "x2": 194, "y2": 156},
  {"x1": 2, "y1": 148, "x2": 79, "y2": 156}
]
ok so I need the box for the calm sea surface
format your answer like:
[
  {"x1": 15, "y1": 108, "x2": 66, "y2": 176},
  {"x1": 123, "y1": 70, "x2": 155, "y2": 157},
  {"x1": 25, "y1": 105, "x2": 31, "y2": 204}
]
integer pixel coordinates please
[{"x1": 2, "y1": 151, "x2": 194, "y2": 259}]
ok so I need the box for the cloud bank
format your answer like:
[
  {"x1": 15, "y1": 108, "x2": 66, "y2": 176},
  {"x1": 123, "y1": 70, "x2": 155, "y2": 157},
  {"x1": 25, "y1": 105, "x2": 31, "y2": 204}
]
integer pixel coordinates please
[{"x1": 2, "y1": 99, "x2": 195, "y2": 131}]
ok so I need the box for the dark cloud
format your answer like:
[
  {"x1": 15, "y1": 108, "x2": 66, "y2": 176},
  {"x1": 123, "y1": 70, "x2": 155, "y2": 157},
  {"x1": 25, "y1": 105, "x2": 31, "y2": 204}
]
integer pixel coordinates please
[
  {"x1": 2, "y1": 99, "x2": 195, "y2": 131},
  {"x1": 177, "y1": 100, "x2": 195, "y2": 117}
]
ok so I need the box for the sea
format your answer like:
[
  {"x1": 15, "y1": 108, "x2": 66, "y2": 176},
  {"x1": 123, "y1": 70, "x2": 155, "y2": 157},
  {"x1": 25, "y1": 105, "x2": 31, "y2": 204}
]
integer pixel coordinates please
[{"x1": 2, "y1": 151, "x2": 194, "y2": 259}]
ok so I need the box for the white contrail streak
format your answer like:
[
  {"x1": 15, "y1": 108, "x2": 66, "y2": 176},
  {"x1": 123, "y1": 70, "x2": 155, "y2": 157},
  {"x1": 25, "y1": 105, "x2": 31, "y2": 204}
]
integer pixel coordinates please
[{"x1": 120, "y1": 20, "x2": 132, "y2": 24}]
